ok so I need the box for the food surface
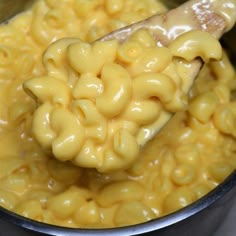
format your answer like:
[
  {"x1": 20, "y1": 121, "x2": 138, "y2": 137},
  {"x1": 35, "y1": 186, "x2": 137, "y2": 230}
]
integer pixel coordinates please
[
  {"x1": 23, "y1": 28, "x2": 222, "y2": 172},
  {"x1": 0, "y1": 0, "x2": 235, "y2": 229}
]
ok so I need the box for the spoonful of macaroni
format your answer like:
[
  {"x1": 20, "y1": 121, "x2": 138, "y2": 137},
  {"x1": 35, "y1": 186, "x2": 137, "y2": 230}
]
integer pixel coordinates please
[{"x1": 23, "y1": 0, "x2": 236, "y2": 172}]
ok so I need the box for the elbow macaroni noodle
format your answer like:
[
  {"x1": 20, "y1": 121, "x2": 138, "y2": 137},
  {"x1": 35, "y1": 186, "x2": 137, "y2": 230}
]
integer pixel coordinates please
[
  {"x1": 24, "y1": 28, "x2": 222, "y2": 172},
  {"x1": 0, "y1": 0, "x2": 235, "y2": 229}
]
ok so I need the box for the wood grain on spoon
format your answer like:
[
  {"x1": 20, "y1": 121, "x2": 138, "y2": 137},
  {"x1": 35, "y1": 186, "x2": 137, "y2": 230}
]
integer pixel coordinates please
[
  {"x1": 100, "y1": 0, "x2": 236, "y2": 77},
  {"x1": 100, "y1": 0, "x2": 236, "y2": 44}
]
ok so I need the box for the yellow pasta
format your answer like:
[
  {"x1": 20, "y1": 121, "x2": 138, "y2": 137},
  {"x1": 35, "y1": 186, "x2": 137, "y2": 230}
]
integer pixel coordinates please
[
  {"x1": 208, "y1": 162, "x2": 234, "y2": 182},
  {"x1": 72, "y1": 74, "x2": 103, "y2": 99},
  {"x1": 169, "y1": 30, "x2": 223, "y2": 63},
  {"x1": 15, "y1": 200, "x2": 44, "y2": 221},
  {"x1": 117, "y1": 40, "x2": 144, "y2": 63},
  {"x1": 128, "y1": 47, "x2": 173, "y2": 76},
  {"x1": 72, "y1": 99, "x2": 107, "y2": 142},
  {"x1": 213, "y1": 105, "x2": 236, "y2": 137},
  {"x1": 0, "y1": 190, "x2": 18, "y2": 210},
  {"x1": 25, "y1": 26, "x2": 221, "y2": 172},
  {"x1": 42, "y1": 38, "x2": 81, "y2": 81},
  {"x1": 47, "y1": 189, "x2": 81, "y2": 219},
  {"x1": 163, "y1": 187, "x2": 196, "y2": 213},
  {"x1": 96, "y1": 180, "x2": 145, "y2": 207},
  {"x1": 188, "y1": 92, "x2": 219, "y2": 123},
  {"x1": 114, "y1": 201, "x2": 155, "y2": 226},
  {"x1": 50, "y1": 108, "x2": 85, "y2": 161},
  {"x1": 0, "y1": 0, "x2": 234, "y2": 230},
  {"x1": 74, "y1": 200, "x2": 100, "y2": 226},
  {"x1": 68, "y1": 40, "x2": 118, "y2": 75},
  {"x1": 171, "y1": 163, "x2": 196, "y2": 186},
  {"x1": 24, "y1": 76, "x2": 71, "y2": 106}
]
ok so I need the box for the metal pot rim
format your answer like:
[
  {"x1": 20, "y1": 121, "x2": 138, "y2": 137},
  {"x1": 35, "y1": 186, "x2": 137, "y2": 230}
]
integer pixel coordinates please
[{"x1": 0, "y1": 171, "x2": 236, "y2": 236}]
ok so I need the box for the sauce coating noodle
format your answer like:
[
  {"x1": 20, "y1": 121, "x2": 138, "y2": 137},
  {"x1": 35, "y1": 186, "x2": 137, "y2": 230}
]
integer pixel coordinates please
[
  {"x1": 24, "y1": 29, "x2": 222, "y2": 172},
  {"x1": 0, "y1": 0, "x2": 235, "y2": 228}
]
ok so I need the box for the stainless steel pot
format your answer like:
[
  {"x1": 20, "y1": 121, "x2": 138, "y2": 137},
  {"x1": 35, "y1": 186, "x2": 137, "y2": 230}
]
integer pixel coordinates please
[
  {"x1": 0, "y1": 172, "x2": 236, "y2": 236},
  {"x1": 0, "y1": 1, "x2": 236, "y2": 235}
]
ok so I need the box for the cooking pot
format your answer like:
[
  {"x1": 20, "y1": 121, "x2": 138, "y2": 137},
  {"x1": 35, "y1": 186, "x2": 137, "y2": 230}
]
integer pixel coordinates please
[
  {"x1": 0, "y1": 172, "x2": 235, "y2": 236},
  {"x1": 0, "y1": 1, "x2": 236, "y2": 235}
]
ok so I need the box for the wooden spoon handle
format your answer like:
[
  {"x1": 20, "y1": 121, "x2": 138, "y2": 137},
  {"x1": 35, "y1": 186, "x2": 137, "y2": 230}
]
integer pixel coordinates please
[{"x1": 100, "y1": 0, "x2": 236, "y2": 45}]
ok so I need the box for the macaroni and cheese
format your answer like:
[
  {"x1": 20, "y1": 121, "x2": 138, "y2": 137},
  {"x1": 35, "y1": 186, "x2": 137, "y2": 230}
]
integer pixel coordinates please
[
  {"x1": 23, "y1": 29, "x2": 222, "y2": 172},
  {"x1": 0, "y1": 0, "x2": 235, "y2": 229}
]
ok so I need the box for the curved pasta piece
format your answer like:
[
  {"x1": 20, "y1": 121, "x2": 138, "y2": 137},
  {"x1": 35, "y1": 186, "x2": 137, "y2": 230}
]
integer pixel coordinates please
[
  {"x1": 169, "y1": 30, "x2": 222, "y2": 63},
  {"x1": 74, "y1": 140, "x2": 102, "y2": 168},
  {"x1": 136, "y1": 109, "x2": 172, "y2": 146},
  {"x1": 104, "y1": 0, "x2": 125, "y2": 15},
  {"x1": 188, "y1": 92, "x2": 219, "y2": 123},
  {"x1": 72, "y1": 73, "x2": 103, "y2": 99},
  {"x1": 23, "y1": 76, "x2": 71, "y2": 107},
  {"x1": 171, "y1": 163, "x2": 196, "y2": 185},
  {"x1": 96, "y1": 180, "x2": 144, "y2": 207},
  {"x1": 30, "y1": 1, "x2": 53, "y2": 45},
  {"x1": 32, "y1": 102, "x2": 55, "y2": 149},
  {"x1": 213, "y1": 105, "x2": 236, "y2": 136},
  {"x1": 101, "y1": 129, "x2": 139, "y2": 172},
  {"x1": 113, "y1": 129, "x2": 139, "y2": 160},
  {"x1": 133, "y1": 73, "x2": 176, "y2": 103},
  {"x1": 129, "y1": 29, "x2": 156, "y2": 48},
  {"x1": 44, "y1": 8, "x2": 68, "y2": 29},
  {"x1": 209, "y1": 51, "x2": 235, "y2": 84},
  {"x1": 163, "y1": 90, "x2": 187, "y2": 112},
  {"x1": 71, "y1": 99, "x2": 107, "y2": 142},
  {"x1": 74, "y1": 0, "x2": 101, "y2": 18},
  {"x1": 67, "y1": 40, "x2": 118, "y2": 75},
  {"x1": 122, "y1": 100, "x2": 162, "y2": 125},
  {"x1": 117, "y1": 40, "x2": 144, "y2": 63},
  {"x1": 96, "y1": 63, "x2": 132, "y2": 118},
  {"x1": 50, "y1": 108, "x2": 85, "y2": 161},
  {"x1": 132, "y1": 72, "x2": 188, "y2": 113},
  {"x1": 127, "y1": 47, "x2": 172, "y2": 76},
  {"x1": 0, "y1": 24, "x2": 25, "y2": 46},
  {"x1": 114, "y1": 201, "x2": 155, "y2": 226},
  {"x1": 43, "y1": 38, "x2": 82, "y2": 80}
]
